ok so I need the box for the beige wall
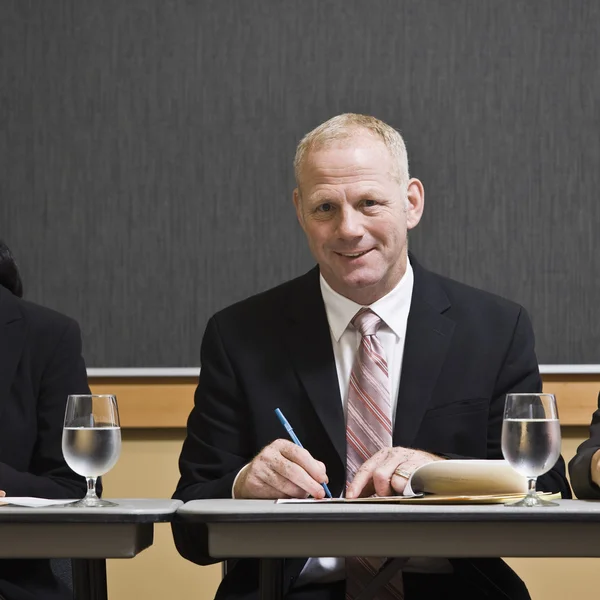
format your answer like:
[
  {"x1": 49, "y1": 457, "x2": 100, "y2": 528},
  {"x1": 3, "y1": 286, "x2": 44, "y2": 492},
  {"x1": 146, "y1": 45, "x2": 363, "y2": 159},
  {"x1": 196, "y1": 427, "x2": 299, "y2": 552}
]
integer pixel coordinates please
[
  {"x1": 504, "y1": 428, "x2": 600, "y2": 600},
  {"x1": 102, "y1": 426, "x2": 599, "y2": 600},
  {"x1": 103, "y1": 430, "x2": 221, "y2": 600}
]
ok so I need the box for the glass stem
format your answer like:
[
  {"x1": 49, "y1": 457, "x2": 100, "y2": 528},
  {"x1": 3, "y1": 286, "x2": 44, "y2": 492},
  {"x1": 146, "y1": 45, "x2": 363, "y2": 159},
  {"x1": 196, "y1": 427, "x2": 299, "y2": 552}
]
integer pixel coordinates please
[
  {"x1": 85, "y1": 477, "x2": 98, "y2": 499},
  {"x1": 527, "y1": 477, "x2": 537, "y2": 497}
]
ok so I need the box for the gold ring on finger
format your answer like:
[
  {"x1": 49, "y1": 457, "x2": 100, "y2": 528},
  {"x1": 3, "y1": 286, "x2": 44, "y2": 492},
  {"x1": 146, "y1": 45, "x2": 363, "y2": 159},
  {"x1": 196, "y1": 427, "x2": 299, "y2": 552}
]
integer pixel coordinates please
[{"x1": 393, "y1": 468, "x2": 411, "y2": 479}]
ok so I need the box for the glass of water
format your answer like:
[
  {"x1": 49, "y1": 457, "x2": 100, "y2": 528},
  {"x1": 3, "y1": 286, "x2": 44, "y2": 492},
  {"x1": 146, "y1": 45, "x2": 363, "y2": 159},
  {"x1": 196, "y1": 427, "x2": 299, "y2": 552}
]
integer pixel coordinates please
[
  {"x1": 62, "y1": 394, "x2": 121, "y2": 507},
  {"x1": 501, "y1": 393, "x2": 561, "y2": 507}
]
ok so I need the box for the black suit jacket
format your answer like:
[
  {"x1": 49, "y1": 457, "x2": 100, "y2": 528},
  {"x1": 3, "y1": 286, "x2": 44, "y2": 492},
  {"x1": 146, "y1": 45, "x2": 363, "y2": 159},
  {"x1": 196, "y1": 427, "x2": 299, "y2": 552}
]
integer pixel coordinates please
[
  {"x1": 173, "y1": 258, "x2": 571, "y2": 599},
  {"x1": 0, "y1": 286, "x2": 88, "y2": 600},
  {"x1": 569, "y1": 392, "x2": 600, "y2": 498}
]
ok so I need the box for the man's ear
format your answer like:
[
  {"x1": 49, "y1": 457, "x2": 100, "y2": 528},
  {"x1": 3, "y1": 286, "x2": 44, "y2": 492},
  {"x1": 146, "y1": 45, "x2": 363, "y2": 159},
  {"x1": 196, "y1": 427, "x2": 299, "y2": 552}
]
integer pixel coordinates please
[
  {"x1": 406, "y1": 178, "x2": 425, "y2": 230},
  {"x1": 293, "y1": 188, "x2": 305, "y2": 228}
]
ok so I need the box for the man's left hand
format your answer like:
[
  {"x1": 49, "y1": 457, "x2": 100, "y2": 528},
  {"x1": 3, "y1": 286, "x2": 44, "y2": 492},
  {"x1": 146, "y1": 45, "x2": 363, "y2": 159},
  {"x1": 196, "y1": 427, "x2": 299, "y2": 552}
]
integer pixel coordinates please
[{"x1": 346, "y1": 447, "x2": 444, "y2": 498}]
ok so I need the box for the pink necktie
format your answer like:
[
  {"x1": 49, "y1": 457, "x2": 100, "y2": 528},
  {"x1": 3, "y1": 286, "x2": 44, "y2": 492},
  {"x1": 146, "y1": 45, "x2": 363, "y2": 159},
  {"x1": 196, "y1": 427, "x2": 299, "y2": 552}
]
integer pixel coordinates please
[{"x1": 346, "y1": 308, "x2": 404, "y2": 600}]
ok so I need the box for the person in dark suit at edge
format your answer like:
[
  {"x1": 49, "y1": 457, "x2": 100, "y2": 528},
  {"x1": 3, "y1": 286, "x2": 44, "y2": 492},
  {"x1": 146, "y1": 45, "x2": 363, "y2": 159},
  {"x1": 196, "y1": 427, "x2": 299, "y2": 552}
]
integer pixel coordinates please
[
  {"x1": 569, "y1": 392, "x2": 600, "y2": 498},
  {"x1": 172, "y1": 114, "x2": 571, "y2": 600},
  {"x1": 0, "y1": 240, "x2": 89, "y2": 600}
]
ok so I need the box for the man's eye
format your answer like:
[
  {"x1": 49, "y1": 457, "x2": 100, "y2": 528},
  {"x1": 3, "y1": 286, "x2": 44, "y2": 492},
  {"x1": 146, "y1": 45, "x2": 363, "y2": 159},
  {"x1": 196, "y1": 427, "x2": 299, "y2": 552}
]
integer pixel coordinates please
[
  {"x1": 317, "y1": 203, "x2": 332, "y2": 212},
  {"x1": 364, "y1": 199, "x2": 377, "y2": 207}
]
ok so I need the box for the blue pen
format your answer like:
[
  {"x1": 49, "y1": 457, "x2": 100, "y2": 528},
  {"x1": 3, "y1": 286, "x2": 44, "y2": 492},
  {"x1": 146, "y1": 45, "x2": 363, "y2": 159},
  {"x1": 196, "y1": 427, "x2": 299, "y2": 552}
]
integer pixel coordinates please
[{"x1": 274, "y1": 408, "x2": 333, "y2": 498}]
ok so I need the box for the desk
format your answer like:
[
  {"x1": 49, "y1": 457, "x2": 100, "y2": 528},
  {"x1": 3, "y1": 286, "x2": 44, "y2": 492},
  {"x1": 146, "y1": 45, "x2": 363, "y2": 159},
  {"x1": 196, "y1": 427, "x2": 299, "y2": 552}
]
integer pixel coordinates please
[
  {"x1": 0, "y1": 498, "x2": 181, "y2": 600},
  {"x1": 177, "y1": 498, "x2": 600, "y2": 599}
]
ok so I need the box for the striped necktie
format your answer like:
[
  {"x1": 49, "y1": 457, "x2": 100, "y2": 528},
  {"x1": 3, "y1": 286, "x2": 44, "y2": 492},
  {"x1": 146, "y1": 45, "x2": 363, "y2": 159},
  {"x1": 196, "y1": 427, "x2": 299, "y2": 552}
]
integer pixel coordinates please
[{"x1": 346, "y1": 308, "x2": 404, "y2": 600}]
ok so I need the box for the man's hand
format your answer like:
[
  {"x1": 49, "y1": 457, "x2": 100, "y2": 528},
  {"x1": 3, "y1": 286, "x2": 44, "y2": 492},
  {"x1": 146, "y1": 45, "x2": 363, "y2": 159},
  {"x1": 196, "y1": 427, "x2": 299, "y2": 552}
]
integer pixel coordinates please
[
  {"x1": 233, "y1": 439, "x2": 329, "y2": 499},
  {"x1": 346, "y1": 447, "x2": 443, "y2": 498},
  {"x1": 0, "y1": 491, "x2": 4, "y2": 497}
]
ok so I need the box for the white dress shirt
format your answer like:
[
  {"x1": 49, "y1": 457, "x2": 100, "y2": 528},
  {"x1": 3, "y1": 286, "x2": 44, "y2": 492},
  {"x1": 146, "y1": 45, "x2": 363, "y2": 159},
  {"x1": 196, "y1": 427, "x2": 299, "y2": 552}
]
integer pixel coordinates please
[
  {"x1": 296, "y1": 260, "x2": 414, "y2": 585},
  {"x1": 321, "y1": 260, "x2": 414, "y2": 426}
]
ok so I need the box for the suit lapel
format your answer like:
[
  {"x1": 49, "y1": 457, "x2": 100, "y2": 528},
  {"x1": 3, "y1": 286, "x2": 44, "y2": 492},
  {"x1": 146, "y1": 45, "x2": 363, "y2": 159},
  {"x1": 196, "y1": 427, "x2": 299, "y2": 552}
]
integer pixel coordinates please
[
  {"x1": 393, "y1": 259, "x2": 455, "y2": 447},
  {"x1": 283, "y1": 269, "x2": 346, "y2": 466},
  {"x1": 0, "y1": 288, "x2": 26, "y2": 421}
]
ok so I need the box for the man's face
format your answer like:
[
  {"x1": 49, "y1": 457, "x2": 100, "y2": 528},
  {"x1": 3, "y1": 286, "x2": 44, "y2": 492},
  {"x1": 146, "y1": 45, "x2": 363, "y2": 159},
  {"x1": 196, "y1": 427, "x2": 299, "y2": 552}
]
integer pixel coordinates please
[{"x1": 294, "y1": 134, "x2": 424, "y2": 305}]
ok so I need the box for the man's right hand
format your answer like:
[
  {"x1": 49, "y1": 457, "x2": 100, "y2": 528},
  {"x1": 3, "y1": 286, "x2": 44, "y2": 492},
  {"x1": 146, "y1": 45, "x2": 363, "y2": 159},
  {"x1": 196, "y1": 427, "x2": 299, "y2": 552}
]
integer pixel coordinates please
[{"x1": 233, "y1": 439, "x2": 329, "y2": 499}]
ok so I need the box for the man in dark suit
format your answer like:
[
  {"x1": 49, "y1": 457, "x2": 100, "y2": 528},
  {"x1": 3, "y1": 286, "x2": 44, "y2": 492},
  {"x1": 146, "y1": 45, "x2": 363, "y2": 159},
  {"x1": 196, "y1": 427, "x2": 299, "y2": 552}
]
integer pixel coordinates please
[
  {"x1": 0, "y1": 241, "x2": 88, "y2": 600},
  {"x1": 173, "y1": 114, "x2": 571, "y2": 599},
  {"x1": 569, "y1": 392, "x2": 600, "y2": 498}
]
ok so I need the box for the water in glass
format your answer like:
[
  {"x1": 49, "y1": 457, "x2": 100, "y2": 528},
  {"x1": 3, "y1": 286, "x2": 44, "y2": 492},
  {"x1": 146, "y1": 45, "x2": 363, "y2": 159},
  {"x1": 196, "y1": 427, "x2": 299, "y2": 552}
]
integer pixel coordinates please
[
  {"x1": 501, "y1": 393, "x2": 561, "y2": 507},
  {"x1": 62, "y1": 394, "x2": 121, "y2": 507}
]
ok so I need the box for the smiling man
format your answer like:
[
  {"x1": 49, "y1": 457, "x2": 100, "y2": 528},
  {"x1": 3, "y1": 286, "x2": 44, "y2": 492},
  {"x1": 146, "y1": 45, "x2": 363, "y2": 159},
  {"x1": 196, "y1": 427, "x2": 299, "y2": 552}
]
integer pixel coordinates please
[
  {"x1": 173, "y1": 114, "x2": 571, "y2": 600},
  {"x1": 292, "y1": 123, "x2": 421, "y2": 308}
]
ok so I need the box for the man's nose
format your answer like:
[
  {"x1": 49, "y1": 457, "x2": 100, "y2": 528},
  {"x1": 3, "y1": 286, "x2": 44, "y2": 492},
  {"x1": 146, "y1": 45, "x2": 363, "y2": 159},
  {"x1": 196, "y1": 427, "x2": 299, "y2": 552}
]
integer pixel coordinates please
[{"x1": 336, "y1": 208, "x2": 364, "y2": 239}]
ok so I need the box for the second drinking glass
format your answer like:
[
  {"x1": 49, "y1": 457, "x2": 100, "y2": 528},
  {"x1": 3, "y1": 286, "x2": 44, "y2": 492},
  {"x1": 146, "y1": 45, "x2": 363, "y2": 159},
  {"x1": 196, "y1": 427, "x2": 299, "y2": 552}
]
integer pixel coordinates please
[{"x1": 501, "y1": 393, "x2": 561, "y2": 507}]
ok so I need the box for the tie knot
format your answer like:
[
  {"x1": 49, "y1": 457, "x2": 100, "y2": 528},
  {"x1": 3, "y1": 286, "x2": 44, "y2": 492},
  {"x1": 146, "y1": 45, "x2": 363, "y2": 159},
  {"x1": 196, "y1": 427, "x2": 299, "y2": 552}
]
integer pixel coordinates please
[{"x1": 351, "y1": 308, "x2": 382, "y2": 337}]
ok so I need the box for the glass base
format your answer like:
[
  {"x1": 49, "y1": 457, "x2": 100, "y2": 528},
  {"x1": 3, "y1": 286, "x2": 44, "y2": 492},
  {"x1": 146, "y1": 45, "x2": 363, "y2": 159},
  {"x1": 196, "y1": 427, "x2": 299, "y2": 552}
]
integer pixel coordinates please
[
  {"x1": 67, "y1": 496, "x2": 118, "y2": 508},
  {"x1": 505, "y1": 493, "x2": 558, "y2": 507}
]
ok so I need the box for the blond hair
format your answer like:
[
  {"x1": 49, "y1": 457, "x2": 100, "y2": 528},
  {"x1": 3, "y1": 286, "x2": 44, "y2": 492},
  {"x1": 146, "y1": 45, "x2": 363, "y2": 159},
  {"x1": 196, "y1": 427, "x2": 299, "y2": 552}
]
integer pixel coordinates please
[{"x1": 294, "y1": 113, "x2": 409, "y2": 187}]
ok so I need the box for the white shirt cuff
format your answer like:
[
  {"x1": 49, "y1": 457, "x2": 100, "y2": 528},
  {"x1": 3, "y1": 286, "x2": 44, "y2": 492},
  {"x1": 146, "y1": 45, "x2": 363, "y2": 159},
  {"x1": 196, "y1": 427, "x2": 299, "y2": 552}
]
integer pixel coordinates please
[{"x1": 231, "y1": 463, "x2": 251, "y2": 498}]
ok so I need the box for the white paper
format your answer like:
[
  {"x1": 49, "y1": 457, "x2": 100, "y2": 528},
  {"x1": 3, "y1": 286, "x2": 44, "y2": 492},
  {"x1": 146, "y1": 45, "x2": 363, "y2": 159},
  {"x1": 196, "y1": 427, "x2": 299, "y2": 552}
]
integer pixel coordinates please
[
  {"x1": 0, "y1": 497, "x2": 78, "y2": 508},
  {"x1": 276, "y1": 498, "x2": 336, "y2": 503},
  {"x1": 276, "y1": 491, "x2": 424, "y2": 504}
]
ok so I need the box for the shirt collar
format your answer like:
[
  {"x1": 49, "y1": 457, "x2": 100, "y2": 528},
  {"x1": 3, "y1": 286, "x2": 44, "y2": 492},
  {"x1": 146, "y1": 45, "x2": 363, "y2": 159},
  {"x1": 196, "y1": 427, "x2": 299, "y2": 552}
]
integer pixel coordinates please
[{"x1": 319, "y1": 258, "x2": 414, "y2": 341}]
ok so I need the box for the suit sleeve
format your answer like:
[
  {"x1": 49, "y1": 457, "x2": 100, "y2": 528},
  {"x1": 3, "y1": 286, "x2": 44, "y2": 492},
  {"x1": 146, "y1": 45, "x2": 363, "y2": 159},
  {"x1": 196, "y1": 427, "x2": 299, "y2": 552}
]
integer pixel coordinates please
[
  {"x1": 172, "y1": 315, "x2": 254, "y2": 565},
  {"x1": 568, "y1": 393, "x2": 600, "y2": 499},
  {"x1": 487, "y1": 307, "x2": 571, "y2": 497},
  {"x1": 0, "y1": 318, "x2": 90, "y2": 498}
]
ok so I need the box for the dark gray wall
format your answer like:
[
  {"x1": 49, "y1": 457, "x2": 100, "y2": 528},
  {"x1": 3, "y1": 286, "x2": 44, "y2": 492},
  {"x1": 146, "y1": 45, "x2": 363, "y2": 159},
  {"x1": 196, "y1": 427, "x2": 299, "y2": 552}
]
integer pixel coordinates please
[{"x1": 2, "y1": 1, "x2": 599, "y2": 367}]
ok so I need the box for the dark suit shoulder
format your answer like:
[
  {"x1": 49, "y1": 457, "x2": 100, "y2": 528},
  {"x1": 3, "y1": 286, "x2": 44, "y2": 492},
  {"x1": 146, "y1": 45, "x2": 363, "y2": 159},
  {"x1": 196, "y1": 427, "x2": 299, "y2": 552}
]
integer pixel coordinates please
[
  {"x1": 211, "y1": 268, "x2": 316, "y2": 326},
  {"x1": 17, "y1": 296, "x2": 80, "y2": 339},
  {"x1": 0, "y1": 290, "x2": 82, "y2": 359},
  {"x1": 427, "y1": 270, "x2": 525, "y2": 321}
]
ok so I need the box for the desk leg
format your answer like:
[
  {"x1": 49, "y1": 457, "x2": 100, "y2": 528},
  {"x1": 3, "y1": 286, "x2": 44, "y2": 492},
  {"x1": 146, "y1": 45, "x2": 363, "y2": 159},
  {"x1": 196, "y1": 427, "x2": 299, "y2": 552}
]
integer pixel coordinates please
[
  {"x1": 72, "y1": 559, "x2": 108, "y2": 600},
  {"x1": 259, "y1": 558, "x2": 284, "y2": 600}
]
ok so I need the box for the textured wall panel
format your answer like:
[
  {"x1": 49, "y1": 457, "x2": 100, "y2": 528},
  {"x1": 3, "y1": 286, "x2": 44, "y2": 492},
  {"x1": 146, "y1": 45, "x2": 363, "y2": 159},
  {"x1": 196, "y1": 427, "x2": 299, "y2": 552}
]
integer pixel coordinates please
[{"x1": 1, "y1": 0, "x2": 598, "y2": 366}]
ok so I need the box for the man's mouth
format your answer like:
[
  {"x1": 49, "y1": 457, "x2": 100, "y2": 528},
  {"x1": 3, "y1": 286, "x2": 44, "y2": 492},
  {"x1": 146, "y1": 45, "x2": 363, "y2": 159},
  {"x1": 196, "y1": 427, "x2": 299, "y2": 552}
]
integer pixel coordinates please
[{"x1": 335, "y1": 249, "x2": 372, "y2": 259}]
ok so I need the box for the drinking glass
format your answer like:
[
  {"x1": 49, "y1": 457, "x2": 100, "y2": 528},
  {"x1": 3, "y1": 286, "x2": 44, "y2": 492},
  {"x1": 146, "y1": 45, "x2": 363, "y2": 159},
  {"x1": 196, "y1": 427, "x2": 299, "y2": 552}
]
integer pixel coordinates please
[
  {"x1": 62, "y1": 394, "x2": 121, "y2": 507},
  {"x1": 501, "y1": 393, "x2": 561, "y2": 507}
]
